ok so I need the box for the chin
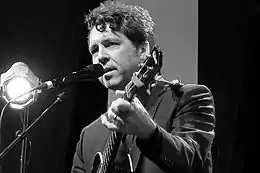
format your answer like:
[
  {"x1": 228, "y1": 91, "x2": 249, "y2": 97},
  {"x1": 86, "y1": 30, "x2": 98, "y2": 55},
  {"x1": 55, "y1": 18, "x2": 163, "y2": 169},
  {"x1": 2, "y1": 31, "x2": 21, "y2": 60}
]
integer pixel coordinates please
[
  {"x1": 102, "y1": 78, "x2": 126, "y2": 91},
  {"x1": 105, "y1": 82, "x2": 124, "y2": 91}
]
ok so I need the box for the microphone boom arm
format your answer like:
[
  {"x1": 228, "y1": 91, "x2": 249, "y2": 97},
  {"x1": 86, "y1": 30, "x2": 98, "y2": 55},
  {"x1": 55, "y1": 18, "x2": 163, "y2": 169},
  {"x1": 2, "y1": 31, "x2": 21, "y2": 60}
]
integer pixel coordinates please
[{"x1": 0, "y1": 91, "x2": 66, "y2": 160}]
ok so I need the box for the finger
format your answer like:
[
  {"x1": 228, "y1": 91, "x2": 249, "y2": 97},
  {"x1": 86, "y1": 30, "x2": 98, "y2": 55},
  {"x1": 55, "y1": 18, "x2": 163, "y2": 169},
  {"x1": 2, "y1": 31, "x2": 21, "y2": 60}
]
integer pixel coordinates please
[
  {"x1": 100, "y1": 113, "x2": 119, "y2": 130},
  {"x1": 114, "y1": 115, "x2": 125, "y2": 125},
  {"x1": 108, "y1": 106, "x2": 125, "y2": 125},
  {"x1": 115, "y1": 90, "x2": 125, "y2": 97},
  {"x1": 113, "y1": 98, "x2": 132, "y2": 112},
  {"x1": 107, "y1": 107, "x2": 118, "y2": 121},
  {"x1": 111, "y1": 100, "x2": 128, "y2": 114},
  {"x1": 132, "y1": 97, "x2": 149, "y2": 116},
  {"x1": 132, "y1": 97, "x2": 144, "y2": 109}
]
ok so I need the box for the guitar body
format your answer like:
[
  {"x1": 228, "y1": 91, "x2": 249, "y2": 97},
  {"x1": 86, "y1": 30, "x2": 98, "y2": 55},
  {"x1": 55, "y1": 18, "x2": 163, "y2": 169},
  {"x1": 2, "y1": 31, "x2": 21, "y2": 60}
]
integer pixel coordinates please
[
  {"x1": 92, "y1": 151, "x2": 133, "y2": 173},
  {"x1": 92, "y1": 152, "x2": 103, "y2": 173}
]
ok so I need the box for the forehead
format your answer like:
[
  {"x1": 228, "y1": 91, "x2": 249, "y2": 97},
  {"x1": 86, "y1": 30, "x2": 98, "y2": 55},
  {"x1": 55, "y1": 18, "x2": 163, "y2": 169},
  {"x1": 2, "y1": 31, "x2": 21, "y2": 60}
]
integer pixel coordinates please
[
  {"x1": 88, "y1": 24, "x2": 132, "y2": 48},
  {"x1": 89, "y1": 26, "x2": 118, "y2": 42}
]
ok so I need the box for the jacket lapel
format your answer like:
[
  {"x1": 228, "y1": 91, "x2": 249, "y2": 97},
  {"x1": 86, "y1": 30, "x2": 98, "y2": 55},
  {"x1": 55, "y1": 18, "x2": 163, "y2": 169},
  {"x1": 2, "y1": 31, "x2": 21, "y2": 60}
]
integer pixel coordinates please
[{"x1": 131, "y1": 81, "x2": 168, "y2": 171}]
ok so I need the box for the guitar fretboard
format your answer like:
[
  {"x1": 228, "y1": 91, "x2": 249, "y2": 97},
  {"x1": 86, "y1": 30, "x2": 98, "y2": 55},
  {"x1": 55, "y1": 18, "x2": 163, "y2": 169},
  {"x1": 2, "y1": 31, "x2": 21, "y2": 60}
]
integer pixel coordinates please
[
  {"x1": 101, "y1": 80, "x2": 136, "y2": 173},
  {"x1": 101, "y1": 131, "x2": 122, "y2": 172}
]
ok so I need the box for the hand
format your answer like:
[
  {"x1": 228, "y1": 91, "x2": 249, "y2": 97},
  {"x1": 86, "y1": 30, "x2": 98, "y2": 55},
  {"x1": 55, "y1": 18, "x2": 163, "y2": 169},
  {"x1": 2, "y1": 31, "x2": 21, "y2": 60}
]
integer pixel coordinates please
[{"x1": 101, "y1": 90, "x2": 157, "y2": 139}]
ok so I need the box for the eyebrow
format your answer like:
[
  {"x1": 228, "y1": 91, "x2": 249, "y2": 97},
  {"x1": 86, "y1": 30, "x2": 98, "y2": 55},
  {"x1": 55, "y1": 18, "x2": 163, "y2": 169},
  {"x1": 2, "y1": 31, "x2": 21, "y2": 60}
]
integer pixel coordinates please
[{"x1": 89, "y1": 36, "x2": 122, "y2": 53}]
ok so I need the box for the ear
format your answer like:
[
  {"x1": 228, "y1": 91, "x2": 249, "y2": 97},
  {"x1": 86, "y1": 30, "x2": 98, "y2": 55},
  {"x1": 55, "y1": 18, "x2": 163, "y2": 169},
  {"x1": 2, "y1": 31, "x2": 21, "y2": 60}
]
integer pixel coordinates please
[{"x1": 139, "y1": 41, "x2": 150, "y2": 61}]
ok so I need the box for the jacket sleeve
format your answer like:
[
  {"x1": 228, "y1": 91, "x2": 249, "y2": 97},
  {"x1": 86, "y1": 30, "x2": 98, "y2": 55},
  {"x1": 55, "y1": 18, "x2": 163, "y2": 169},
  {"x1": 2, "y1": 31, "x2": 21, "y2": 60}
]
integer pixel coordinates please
[
  {"x1": 71, "y1": 128, "x2": 87, "y2": 173},
  {"x1": 136, "y1": 84, "x2": 215, "y2": 173}
]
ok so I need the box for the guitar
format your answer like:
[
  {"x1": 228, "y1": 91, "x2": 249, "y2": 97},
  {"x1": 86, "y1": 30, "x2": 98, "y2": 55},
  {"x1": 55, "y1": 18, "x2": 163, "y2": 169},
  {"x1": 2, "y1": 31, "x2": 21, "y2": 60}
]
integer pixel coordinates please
[{"x1": 91, "y1": 45, "x2": 163, "y2": 173}]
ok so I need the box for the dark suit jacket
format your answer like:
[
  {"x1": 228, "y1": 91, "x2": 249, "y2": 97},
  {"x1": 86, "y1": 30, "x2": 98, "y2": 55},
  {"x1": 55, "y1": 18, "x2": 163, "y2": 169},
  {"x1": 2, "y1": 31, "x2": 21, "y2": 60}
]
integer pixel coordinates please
[{"x1": 71, "y1": 80, "x2": 215, "y2": 173}]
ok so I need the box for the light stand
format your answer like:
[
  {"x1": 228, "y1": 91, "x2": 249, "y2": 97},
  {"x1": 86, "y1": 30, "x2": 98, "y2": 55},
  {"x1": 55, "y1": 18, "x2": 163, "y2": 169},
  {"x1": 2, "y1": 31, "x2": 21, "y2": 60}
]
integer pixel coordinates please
[
  {"x1": 20, "y1": 106, "x2": 29, "y2": 173},
  {"x1": 0, "y1": 91, "x2": 66, "y2": 167}
]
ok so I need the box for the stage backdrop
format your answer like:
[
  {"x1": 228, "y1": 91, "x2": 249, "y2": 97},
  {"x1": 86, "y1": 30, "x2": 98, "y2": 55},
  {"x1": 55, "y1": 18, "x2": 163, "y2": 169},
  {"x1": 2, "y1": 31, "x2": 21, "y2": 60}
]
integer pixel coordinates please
[{"x1": 118, "y1": 0, "x2": 198, "y2": 84}]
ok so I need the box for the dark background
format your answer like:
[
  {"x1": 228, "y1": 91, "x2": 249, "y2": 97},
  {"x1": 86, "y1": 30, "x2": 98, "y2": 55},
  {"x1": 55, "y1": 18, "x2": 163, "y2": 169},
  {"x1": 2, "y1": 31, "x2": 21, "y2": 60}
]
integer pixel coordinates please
[{"x1": 0, "y1": 0, "x2": 257, "y2": 173}]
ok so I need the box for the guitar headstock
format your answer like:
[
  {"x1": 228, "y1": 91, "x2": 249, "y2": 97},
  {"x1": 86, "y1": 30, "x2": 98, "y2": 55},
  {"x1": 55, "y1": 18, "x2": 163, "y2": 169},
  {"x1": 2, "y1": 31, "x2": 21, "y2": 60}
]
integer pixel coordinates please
[
  {"x1": 125, "y1": 45, "x2": 163, "y2": 100},
  {"x1": 136, "y1": 45, "x2": 163, "y2": 86}
]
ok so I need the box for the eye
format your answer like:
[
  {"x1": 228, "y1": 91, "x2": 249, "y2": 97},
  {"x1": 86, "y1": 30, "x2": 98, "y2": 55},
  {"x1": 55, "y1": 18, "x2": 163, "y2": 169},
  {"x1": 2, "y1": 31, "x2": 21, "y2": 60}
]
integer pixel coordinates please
[{"x1": 106, "y1": 41, "x2": 120, "y2": 48}]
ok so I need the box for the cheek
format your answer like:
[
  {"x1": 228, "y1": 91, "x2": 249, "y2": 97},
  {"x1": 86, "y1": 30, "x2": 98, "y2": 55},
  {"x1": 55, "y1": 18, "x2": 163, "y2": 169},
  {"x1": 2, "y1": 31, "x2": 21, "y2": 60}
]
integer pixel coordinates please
[
  {"x1": 117, "y1": 52, "x2": 139, "y2": 70},
  {"x1": 124, "y1": 58, "x2": 140, "y2": 73}
]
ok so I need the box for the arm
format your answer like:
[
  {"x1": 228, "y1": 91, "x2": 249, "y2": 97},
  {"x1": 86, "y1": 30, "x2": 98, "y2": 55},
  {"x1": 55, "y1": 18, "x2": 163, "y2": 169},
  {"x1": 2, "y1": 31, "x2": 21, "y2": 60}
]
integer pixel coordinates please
[
  {"x1": 71, "y1": 129, "x2": 86, "y2": 173},
  {"x1": 136, "y1": 84, "x2": 215, "y2": 173}
]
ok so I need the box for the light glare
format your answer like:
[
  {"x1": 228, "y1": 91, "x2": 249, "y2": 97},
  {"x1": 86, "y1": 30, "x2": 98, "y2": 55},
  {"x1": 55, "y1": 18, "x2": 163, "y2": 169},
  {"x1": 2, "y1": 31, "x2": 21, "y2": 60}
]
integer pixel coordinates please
[{"x1": 6, "y1": 77, "x2": 32, "y2": 102}]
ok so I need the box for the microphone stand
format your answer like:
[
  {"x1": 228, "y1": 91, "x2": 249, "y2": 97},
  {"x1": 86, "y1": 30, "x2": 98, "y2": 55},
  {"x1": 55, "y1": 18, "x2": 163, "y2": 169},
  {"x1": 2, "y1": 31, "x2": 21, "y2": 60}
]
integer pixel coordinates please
[{"x1": 0, "y1": 91, "x2": 67, "y2": 173}]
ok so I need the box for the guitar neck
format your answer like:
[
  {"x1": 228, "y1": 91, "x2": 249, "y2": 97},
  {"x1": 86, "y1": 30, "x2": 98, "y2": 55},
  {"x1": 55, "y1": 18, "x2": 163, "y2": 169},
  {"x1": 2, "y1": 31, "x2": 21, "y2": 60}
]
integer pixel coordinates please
[
  {"x1": 101, "y1": 81, "x2": 137, "y2": 172},
  {"x1": 102, "y1": 131, "x2": 123, "y2": 172}
]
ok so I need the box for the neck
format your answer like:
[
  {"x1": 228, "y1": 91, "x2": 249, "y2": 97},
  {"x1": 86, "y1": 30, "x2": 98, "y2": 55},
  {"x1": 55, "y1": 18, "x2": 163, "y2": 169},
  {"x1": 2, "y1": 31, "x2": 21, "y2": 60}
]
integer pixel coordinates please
[
  {"x1": 107, "y1": 90, "x2": 119, "y2": 107},
  {"x1": 107, "y1": 85, "x2": 151, "y2": 107}
]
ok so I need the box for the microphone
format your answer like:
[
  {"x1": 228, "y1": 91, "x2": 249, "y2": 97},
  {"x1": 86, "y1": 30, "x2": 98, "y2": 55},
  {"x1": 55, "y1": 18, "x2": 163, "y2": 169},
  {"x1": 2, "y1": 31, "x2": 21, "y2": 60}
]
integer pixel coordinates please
[{"x1": 38, "y1": 64, "x2": 104, "y2": 90}]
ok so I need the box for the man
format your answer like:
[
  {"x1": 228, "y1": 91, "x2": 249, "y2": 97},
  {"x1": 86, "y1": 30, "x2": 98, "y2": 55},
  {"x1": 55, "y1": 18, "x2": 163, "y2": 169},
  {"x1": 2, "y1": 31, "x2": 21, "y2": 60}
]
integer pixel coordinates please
[{"x1": 71, "y1": 0, "x2": 215, "y2": 173}]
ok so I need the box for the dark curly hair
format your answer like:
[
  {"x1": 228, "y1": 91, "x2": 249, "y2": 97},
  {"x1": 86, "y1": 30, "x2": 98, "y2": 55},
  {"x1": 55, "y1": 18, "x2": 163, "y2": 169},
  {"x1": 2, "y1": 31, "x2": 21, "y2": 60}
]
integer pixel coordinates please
[{"x1": 84, "y1": 0, "x2": 155, "y2": 50}]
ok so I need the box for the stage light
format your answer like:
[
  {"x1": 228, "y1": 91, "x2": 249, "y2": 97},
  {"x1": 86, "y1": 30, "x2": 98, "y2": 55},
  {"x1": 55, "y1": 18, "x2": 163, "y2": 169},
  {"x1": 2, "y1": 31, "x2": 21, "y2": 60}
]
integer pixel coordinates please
[{"x1": 0, "y1": 62, "x2": 40, "y2": 109}]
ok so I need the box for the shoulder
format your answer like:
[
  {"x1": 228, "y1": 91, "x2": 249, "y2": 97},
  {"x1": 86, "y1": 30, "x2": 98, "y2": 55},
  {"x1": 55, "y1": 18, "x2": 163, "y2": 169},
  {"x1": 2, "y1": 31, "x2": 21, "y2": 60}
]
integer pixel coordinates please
[
  {"x1": 180, "y1": 83, "x2": 213, "y2": 96},
  {"x1": 155, "y1": 76, "x2": 213, "y2": 96},
  {"x1": 176, "y1": 83, "x2": 215, "y2": 111},
  {"x1": 159, "y1": 79, "x2": 214, "y2": 106}
]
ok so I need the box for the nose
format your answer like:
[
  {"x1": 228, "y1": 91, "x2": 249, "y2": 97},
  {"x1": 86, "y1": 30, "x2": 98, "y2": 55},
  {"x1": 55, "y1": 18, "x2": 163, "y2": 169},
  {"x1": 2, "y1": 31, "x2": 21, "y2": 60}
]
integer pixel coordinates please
[{"x1": 97, "y1": 46, "x2": 110, "y2": 66}]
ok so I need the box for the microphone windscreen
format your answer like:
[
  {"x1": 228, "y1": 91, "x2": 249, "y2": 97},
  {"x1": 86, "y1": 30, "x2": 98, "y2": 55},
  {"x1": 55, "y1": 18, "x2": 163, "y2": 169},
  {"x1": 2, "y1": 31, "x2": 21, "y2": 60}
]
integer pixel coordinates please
[{"x1": 76, "y1": 64, "x2": 104, "y2": 78}]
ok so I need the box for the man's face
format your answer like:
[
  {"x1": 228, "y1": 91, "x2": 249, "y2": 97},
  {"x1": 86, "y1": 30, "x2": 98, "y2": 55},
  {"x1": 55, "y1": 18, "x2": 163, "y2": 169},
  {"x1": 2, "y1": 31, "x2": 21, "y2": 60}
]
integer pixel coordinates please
[{"x1": 88, "y1": 25, "x2": 143, "y2": 91}]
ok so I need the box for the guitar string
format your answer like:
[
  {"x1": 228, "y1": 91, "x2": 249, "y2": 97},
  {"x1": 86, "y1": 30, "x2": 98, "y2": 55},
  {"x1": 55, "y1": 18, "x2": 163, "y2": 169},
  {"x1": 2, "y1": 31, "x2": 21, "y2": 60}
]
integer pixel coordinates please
[{"x1": 101, "y1": 80, "x2": 135, "y2": 172}]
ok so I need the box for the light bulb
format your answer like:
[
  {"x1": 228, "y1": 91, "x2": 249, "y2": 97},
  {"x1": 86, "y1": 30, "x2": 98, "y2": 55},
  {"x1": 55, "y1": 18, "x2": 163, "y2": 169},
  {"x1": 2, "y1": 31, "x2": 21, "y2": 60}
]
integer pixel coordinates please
[{"x1": 6, "y1": 77, "x2": 32, "y2": 102}]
